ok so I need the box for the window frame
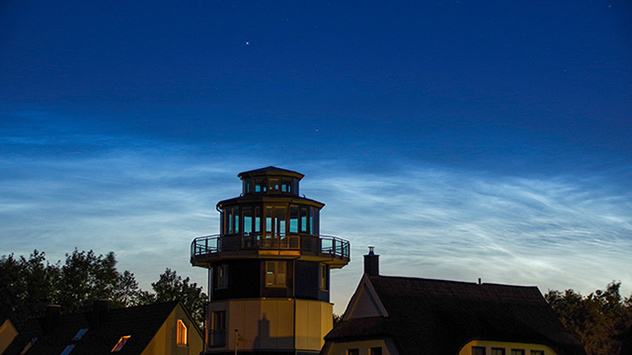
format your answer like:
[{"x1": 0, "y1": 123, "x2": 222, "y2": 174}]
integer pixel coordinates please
[
  {"x1": 265, "y1": 260, "x2": 287, "y2": 287},
  {"x1": 111, "y1": 335, "x2": 131, "y2": 352},
  {"x1": 216, "y1": 264, "x2": 228, "y2": 289},
  {"x1": 176, "y1": 319, "x2": 188, "y2": 346},
  {"x1": 319, "y1": 263, "x2": 328, "y2": 291}
]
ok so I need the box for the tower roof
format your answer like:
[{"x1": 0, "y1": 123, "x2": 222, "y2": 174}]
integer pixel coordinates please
[{"x1": 238, "y1": 166, "x2": 304, "y2": 180}]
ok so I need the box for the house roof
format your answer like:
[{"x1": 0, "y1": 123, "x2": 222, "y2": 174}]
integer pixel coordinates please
[
  {"x1": 5, "y1": 301, "x2": 195, "y2": 355},
  {"x1": 326, "y1": 275, "x2": 586, "y2": 355}
]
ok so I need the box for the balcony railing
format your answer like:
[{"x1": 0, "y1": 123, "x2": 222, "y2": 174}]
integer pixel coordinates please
[{"x1": 191, "y1": 233, "x2": 350, "y2": 262}]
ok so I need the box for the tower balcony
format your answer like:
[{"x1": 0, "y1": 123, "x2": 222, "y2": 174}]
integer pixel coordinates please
[{"x1": 191, "y1": 233, "x2": 350, "y2": 268}]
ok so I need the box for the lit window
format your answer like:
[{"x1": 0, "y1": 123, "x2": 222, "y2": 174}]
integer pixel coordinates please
[
  {"x1": 472, "y1": 346, "x2": 486, "y2": 355},
  {"x1": 111, "y1": 335, "x2": 131, "y2": 352},
  {"x1": 177, "y1": 320, "x2": 188, "y2": 346},
  {"x1": 511, "y1": 350, "x2": 525, "y2": 355},
  {"x1": 370, "y1": 347, "x2": 382, "y2": 355},
  {"x1": 265, "y1": 261, "x2": 286, "y2": 287},
  {"x1": 20, "y1": 338, "x2": 37, "y2": 355}
]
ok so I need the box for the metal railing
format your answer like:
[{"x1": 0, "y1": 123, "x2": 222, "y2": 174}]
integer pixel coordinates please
[{"x1": 191, "y1": 233, "x2": 350, "y2": 261}]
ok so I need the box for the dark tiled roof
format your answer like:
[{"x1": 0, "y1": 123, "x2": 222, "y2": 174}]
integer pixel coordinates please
[
  {"x1": 326, "y1": 276, "x2": 586, "y2": 355},
  {"x1": 5, "y1": 301, "x2": 183, "y2": 355}
]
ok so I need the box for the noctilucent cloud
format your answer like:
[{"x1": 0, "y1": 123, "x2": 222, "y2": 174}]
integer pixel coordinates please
[{"x1": 1, "y1": 1, "x2": 631, "y2": 312}]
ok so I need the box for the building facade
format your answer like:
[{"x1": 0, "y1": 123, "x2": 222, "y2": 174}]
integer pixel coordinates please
[{"x1": 191, "y1": 167, "x2": 350, "y2": 354}]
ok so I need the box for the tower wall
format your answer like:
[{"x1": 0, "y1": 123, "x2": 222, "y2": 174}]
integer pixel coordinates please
[{"x1": 207, "y1": 299, "x2": 332, "y2": 353}]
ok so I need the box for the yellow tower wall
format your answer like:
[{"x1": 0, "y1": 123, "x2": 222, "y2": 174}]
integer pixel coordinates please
[{"x1": 208, "y1": 298, "x2": 333, "y2": 353}]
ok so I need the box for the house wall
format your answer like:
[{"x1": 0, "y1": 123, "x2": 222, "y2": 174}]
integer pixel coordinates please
[
  {"x1": 142, "y1": 306, "x2": 204, "y2": 355},
  {"x1": 206, "y1": 298, "x2": 332, "y2": 353},
  {"x1": 0, "y1": 319, "x2": 19, "y2": 354},
  {"x1": 458, "y1": 340, "x2": 556, "y2": 355},
  {"x1": 320, "y1": 338, "x2": 399, "y2": 355}
]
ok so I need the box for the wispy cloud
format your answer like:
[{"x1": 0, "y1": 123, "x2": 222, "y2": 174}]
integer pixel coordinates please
[{"x1": 2, "y1": 110, "x2": 631, "y2": 313}]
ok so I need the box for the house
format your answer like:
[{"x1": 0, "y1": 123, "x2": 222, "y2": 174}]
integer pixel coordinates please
[
  {"x1": 0, "y1": 317, "x2": 19, "y2": 354},
  {"x1": 321, "y1": 248, "x2": 586, "y2": 355},
  {"x1": 3, "y1": 300, "x2": 203, "y2": 355}
]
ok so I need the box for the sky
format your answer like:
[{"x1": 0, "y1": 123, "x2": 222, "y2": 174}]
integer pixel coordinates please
[{"x1": 1, "y1": 0, "x2": 631, "y2": 313}]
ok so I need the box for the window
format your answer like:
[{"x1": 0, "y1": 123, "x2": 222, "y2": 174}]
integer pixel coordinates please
[
  {"x1": 347, "y1": 349, "x2": 359, "y2": 355},
  {"x1": 20, "y1": 338, "x2": 37, "y2": 355},
  {"x1": 72, "y1": 328, "x2": 89, "y2": 341},
  {"x1": 217, "y1": 264, "x2": 228, "y2": 289},
  {"x1": 511, "y1": 351, "x2": 525, "y2": 355},
  {"x1": 177, "y1": 319, "x2": 188, "y2": 346},
  {"x1": 111, "y1": 335, "x2": 131, "y2": 352},
  {"x1": 289, "y1": 206, "x2": 299, "y2": 233},
  {"x1": 530, "y1": 351, "x2": 544, "y2": 355},
  {"x1": 243, "y1": 207, "x2": 253, "y2": 235},
  {"x1": 60, "y1": 344, "x2": 75, "y2": 355},
  {"x1": 266, "y1": 261, "x2": 287, "y2": 287},
  {"x1": 210, "y1": 311, "x2": 226, "y2": 347},
  {"x1": 492, "y1": 349, "x2": 505, "y2": 355},
  {"x1": 370, "y1": 347, "x2": 383, "y2": 355},
  {"x1": 320, "y1": 264, "x2": 328, "y2": 290},
  {"x1": 473, "y1": 346, "x2": 486, "y2": 355}
]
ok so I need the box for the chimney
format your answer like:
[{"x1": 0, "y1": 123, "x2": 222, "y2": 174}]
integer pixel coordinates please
[
  {"x1": 44, "y1": 304, "x2": 61, "y2": 334},
  {"x1": 90, "y1": 299, "x2": 109, "y2": 328},
  {"x1": 363, "y1": 246, "x2": 379, "y2": 276}
]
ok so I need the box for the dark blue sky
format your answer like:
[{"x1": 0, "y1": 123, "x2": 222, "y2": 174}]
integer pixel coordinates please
[{"x1": 1, "y1": 0, "x2": 631, "y2": 310}]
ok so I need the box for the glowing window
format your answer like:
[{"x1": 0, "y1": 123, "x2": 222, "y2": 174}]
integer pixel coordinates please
[
  {"x1": 177, "y1": 319, "x2": 188, "y2": 345},
  {"x1": 20, "y1": 338, "x2": 37, "y2": 355},
  {"x1": 111, "y1": 335, "x2": 131, "y2": 352},
  {"x1": 265, "y1": 261, "x2": 286, "y2": 287}
]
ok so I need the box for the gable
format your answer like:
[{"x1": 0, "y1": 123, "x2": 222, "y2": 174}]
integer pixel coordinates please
[
  {"x1": 0, "y1": 319, "x2": 19, "y2": 354},
  {"x1": 343, "y1": 274, "x2": 388, "y2": 320}
]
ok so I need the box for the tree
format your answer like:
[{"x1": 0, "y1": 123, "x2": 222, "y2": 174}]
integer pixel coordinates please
[
  {"x1": 1, "y1": 250, "x2": 207, "y2": 330},
  {"x1": 144, "y1": 268, "x2": 207, "y2": 328},
  {"x1": 545, "y1": 282, "x2": 632, "y2": 355},
  {"x1": 0, "y1": 250, "x2": 60, "y2": 328}
]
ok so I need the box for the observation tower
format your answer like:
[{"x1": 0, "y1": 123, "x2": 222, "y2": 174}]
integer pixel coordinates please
[{"x1": 190, "y1": 166, "x2": 350, "y2": 354}]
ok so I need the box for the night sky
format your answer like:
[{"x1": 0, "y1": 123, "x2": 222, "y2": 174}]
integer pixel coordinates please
[{"x1": 1, "y1": 0, "x2": 631, "y2": 312}]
